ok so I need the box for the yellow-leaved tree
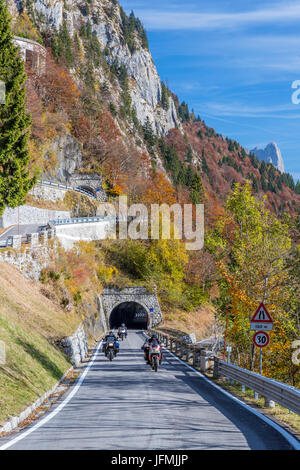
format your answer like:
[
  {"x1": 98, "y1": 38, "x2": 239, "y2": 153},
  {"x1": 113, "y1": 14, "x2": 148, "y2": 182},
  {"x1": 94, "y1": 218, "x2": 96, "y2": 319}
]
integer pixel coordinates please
[{"x1": 207, "y1": 181, "x2": 299, "y2": 385}]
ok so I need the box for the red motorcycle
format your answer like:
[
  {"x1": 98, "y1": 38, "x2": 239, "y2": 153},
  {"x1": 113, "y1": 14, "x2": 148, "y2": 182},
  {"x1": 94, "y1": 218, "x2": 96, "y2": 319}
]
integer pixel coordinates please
[{"x1": 148, "y1": 341, "x2": 162, "y2": 372}]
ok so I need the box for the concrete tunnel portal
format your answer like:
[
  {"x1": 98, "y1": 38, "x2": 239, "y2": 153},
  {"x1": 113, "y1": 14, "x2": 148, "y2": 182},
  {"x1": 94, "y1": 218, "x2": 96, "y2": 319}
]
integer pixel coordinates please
[{"x1": 109, "y1": 302, "x2": 149, "y2": 329}]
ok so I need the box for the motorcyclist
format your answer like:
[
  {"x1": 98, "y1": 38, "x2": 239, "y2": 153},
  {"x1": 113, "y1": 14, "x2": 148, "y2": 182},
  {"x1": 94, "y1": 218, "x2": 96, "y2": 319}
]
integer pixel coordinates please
[
  {"x1": 118, "y1": 323, "x2": 128, "y2": 337},
  {"x1": 103, "y1": 330, "x2": 119, "y2": 355},
  {"x1": 142, "y1": 333, "x2": 162, "y2": 364}
]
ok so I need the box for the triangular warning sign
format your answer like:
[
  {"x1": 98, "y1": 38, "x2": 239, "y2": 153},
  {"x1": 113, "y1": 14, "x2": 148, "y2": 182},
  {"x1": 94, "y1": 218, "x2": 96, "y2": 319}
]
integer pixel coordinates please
[{"x1": 251, "y1": 303, "x2": 273, "y2": 323}]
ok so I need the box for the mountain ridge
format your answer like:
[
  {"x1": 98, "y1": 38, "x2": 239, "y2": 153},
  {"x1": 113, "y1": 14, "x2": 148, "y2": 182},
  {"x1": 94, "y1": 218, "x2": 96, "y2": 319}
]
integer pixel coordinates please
[{"x1": 6, "y1": 0, "x2": 300, "y2": 215}]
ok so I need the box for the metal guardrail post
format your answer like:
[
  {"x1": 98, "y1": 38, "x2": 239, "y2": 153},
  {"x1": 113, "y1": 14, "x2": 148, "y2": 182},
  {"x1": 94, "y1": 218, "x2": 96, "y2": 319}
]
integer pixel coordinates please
[
  {"x1": 186, "y1": 346, "x2": 192, "y2": 363},
  {"x1": 213, "y1": 357, "x2": 220, "y2": 379},
  {"x1": 192, "y1": 349, "x2": 197, "y2": 367},
  {"x1": 200, "y1": 350, "x2": 208, "y2": 373},
  {"x1": 264, "y1": 397, "x2": 275, "y2": 408},
  {"x1": 195, "y1": 349, "x2": 202, "y2": 368}
]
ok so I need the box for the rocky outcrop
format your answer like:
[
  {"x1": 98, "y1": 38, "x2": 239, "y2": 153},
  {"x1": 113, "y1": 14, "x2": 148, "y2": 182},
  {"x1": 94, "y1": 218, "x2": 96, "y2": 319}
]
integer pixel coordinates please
[
  {"x1": 8, "y1": 0, "x2": 181, "y2": 135},
  {"x1": 251, "y1": 142, "x2": 285, "y2": 173},
  {"x1": 47, "y1": 134, "x2": 83, "y2": 182},
  {"x1": 60, "y1": 325, "x2": 88, "y2": 367}
]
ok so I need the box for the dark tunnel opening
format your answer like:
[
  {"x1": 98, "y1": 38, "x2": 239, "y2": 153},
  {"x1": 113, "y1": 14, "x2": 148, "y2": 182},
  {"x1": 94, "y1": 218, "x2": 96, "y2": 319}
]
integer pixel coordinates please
[
  {"x1": 77, "y1": 185, "x2": 96, "y2": 197},
  {"x1": 109, "y1": 302, "x2": 149, "y2": 329}
]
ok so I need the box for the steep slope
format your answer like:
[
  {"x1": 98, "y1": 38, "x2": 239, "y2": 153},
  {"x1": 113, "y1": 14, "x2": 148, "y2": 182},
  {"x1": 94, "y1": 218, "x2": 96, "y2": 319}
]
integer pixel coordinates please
[
  {"x1": 8, "y1": 0, "x2": 180, "y2": 134},
  {"x1": 6, "y1": 0, "x2": 300, "y2": 215},
  {"x1": 0, "y1": 262, "x2": 80, "y2": 424},
  {"x1": 165, "y1": 120, "x2": 300, "y2": 216}
]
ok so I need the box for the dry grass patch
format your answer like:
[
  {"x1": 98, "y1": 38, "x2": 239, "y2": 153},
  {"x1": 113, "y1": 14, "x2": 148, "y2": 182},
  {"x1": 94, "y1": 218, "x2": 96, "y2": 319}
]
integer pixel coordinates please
[{"x1": 159, "y1": 304, "x2": 216, "y2": 341}]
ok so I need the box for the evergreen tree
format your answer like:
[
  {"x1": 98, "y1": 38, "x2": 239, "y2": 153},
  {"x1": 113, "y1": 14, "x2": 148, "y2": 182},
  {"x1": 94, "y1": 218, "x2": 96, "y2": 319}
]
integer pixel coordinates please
[
  {"x1": 185, "y1": 164, "x2": 194, "y2": 187},
  {"x1": 0, "y1": 0, "x2": 35, "y2": 215},
  {"x1": 190, "y1": 173, "x2": 204, "y2": 205},
  {"x1": 161, "y1": 81, "x2": 169, "y2": 111},
  {"x1": 143, "y1": 116, "x2": 155, "y2": 147},
  {"x1": 201, "y1": 151, "x2": 209, "y2": 175},
  {"x1": 185, "y1": 144, "x2": 193, "y2": 163}
]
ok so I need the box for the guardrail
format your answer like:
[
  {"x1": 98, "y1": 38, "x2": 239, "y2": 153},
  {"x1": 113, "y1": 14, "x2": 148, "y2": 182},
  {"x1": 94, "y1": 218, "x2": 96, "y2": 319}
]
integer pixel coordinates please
[
  {"x1": 214, "y1": 358, "x2": 300, "y2": 414},
  {"x1": 151, "y1": 329, "x2": 300, "y2": 414},
  {"x1": 49, "y1": 216, "x2": 116, "y2": 226},
  {"x1": 0, "y1": 228, "x2": 56, "y2": 249},
  {"x1": 0, "y1": 238, "x2": 13, "y2": 248},
  {"x1": 36, "y1": 179, "x2": 99, "y2": 200},
  {"x1": 149, "y1": 329, "x2": 208, "y2": 370}
]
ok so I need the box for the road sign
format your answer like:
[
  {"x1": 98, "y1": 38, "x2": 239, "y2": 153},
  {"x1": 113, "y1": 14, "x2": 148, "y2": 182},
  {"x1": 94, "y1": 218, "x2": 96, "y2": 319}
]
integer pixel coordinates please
[
  {"x1": 253, "y1": 331, "x2": 270, "y2": 348},
  {"x1": 251, "y1": 302, "x2": 273, "y2": 323},
  {"x1": 250, "y1": 302, "x2": 273, "y2": 330},
  {"x1": 250, "y1": 322, "x2": 273, "y2": 331}
]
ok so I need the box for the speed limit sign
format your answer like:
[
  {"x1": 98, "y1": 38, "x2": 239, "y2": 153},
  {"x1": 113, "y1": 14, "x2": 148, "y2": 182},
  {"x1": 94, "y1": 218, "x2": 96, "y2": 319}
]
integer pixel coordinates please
[{"x1": 253, "y1": 331, "x2": 270, "y2": 348}]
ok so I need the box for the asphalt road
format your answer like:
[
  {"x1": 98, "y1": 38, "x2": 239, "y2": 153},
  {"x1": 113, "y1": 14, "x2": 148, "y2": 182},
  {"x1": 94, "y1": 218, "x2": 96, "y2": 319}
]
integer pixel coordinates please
[
  {"x1": 0, "y1": 330, "x2": 297, "y2": 450},
  {"x1": 0, "y1": 224, "x2": 41, "y2": 240}
]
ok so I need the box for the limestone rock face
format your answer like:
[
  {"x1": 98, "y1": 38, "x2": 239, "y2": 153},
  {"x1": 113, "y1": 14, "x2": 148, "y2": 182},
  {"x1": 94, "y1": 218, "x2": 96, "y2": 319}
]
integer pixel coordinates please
[
  {"x1": 9, "y1": 0, "x2": 181, "y2": 135},
  {"x1": 251, "y1": 142, "x2": 285, "y2": 173},
  {"x1": 48, "y1": 134, "x2": 83, "y2": 182}
]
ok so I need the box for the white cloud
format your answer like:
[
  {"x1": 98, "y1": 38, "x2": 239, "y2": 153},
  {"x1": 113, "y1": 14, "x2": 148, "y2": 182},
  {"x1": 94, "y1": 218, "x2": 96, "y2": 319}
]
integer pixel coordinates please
[
  {"x1": 138, "y1": 2, "x2": 300, "y2": 30},
  {"x1": 201, "y1": 102, "x2": 300, "y2": 119}
]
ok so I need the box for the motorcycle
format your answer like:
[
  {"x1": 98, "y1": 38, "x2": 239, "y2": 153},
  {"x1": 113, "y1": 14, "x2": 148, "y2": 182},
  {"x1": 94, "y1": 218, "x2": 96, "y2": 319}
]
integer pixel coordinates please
[
  {"x1": 103, "y1": 336, "x2": 119, "y2": 361},
  {"x1": 148, "y1": 342, "x2": 162, "y2": 372},
  {"x1": 118, "y1": 328, "x2": 127, "y2": 341}
]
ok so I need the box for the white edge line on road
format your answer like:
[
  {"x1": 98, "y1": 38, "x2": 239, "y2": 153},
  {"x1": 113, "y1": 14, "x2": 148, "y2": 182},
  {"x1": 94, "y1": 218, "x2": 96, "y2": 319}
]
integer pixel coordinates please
[
  {"x1": 163, "y1": 345, "x2": 300, "y2": 450},
  {"x1": 0, "y1": 340, "x2": 103, "y2": 451}
]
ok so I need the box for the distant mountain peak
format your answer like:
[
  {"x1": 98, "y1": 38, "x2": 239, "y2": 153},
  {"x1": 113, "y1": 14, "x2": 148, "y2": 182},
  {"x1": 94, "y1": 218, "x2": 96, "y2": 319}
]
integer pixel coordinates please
[{"x1": 251, "y1": 142, "x2": 285, "y2": 173}]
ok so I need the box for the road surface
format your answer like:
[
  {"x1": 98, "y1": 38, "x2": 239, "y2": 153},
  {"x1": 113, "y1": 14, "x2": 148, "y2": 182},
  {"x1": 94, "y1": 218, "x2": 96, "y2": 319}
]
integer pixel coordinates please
[
  {"x1": 0, "y1": 330, "x2": 297, "y2": 450},
  {"x1": 0, "y1": 224, "x2": 41, "y2": 241}
]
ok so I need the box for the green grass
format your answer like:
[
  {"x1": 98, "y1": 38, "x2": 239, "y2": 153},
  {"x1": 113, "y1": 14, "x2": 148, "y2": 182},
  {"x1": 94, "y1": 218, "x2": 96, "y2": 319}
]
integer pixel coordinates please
[{"x1": 0, "y1": 262, "x2": 80, "y2": 424}]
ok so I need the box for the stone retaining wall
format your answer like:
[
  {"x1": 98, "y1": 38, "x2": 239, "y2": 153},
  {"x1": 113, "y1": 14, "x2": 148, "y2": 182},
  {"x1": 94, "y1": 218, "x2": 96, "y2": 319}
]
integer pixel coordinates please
[
  {"x1": 59, "y1": 325, "x2": 89, "y2": 368},
  {"x1": 29, "y1": 184, "x2": 68, "y2": 203}
]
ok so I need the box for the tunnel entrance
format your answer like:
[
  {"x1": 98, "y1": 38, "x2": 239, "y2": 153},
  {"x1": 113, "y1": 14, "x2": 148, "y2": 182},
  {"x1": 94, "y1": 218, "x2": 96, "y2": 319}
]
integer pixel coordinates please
[
  {"x1": 109, "y1": 302, "x2": 149, "y2": 329},
  {"x1": 77, "y1": 185, "x2": 96, "y2": 197}
]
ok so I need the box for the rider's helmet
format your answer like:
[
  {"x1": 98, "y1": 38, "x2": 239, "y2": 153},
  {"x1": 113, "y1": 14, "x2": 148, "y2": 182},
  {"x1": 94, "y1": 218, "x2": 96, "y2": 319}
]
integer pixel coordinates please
[{"x1": 151, "y1": 333, "x2": 157, "y2": 339}]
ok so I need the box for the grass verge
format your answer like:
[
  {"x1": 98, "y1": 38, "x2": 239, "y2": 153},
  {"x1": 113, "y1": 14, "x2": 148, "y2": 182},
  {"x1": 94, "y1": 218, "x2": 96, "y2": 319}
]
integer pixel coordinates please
[{"x1": 0, "y1": 262, "x2": 80, "y2": 425}]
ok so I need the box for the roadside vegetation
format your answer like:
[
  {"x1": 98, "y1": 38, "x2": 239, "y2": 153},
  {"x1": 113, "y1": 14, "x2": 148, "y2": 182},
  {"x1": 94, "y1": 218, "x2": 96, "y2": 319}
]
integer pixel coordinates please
[{"x1": 0, "y1": 262, "x2": 79, "y2": 424}]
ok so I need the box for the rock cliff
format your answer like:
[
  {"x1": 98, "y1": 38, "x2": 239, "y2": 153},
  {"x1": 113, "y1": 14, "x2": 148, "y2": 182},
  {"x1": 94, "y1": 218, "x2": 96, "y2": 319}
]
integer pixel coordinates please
[
  {"x1": 8, "y1": 0, "x2": 180, "y2": 135},
  {"x1": 251, "y1": 142, "x2": 285, "y2": 173}
]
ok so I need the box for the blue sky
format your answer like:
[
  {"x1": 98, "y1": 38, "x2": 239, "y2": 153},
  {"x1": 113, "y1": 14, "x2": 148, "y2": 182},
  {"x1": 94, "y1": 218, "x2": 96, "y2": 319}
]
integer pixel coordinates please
[{"x1": 120, "y1": 0, "x2": 300, "y2": 181}]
